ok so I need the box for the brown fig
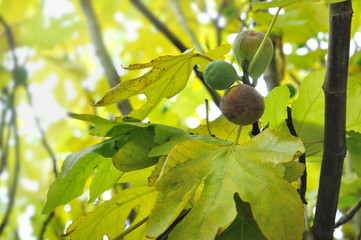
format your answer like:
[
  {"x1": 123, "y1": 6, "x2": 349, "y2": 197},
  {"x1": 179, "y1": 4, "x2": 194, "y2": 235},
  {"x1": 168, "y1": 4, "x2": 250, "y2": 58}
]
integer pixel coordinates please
[
  {"x1": 232, "y1": 30, "x2": 273, "y2": 80},
  {"x1": 220, "y1": 84, "x2": 265, "y2": 125}
]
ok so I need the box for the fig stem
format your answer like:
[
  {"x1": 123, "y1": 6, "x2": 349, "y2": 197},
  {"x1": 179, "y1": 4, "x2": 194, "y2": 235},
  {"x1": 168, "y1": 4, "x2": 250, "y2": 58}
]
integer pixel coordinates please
[
  {"x1": 196, "y1": 53, "x2": 214, "y2": 62},
  {"x1": 247, "y1": 7, "x2": 281, "y2": 74},
  {"x1": 205, "y1": 99, "x2": 212, "y2": 135},
  {"x1": 233, "y1": 125, "x2": 243, "y2": 146},
  {"x1": 112, "y1": 216, "x2": 149, "y2": 240}
]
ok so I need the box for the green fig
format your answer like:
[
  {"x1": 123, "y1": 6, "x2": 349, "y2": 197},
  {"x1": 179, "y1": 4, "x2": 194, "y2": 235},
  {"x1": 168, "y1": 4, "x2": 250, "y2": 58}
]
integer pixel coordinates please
[
  {"x1": 220, "y1": 84, "x2": 265, "y2": 125},
  {"x1": 14, "y1": 67, "x2": 28, "y2": 86},
  {"x1": 203, "y1": 60, "x2": 238, "y2": 90},
  {"x1": 232, "y1": 30, "x2": 274, "y2": 79}
]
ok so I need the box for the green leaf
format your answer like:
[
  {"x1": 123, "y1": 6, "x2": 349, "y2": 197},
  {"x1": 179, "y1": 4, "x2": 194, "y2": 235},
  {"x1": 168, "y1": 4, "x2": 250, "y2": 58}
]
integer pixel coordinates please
[
  {"x1": 252, "y1": 0, "x2": 320, "y2": 10},
  {"x1": 61, "y1": 135, "x2": 129, "y2": 178},
  {"x1": 20, "y1": 12, "x2": 81, "y2": 49},
  {"x1": 346, "y1": 131, "x2": 361, "y2": 177},
  {"x1": 275, "y1": 161, "x2": 306, "y2": 182},
  {"x1": 89, "y1": 158, "x2": 123, "y2": 203},
  {"x1": 216, "y1": 194, "x2": 266, "y2": 240},
  {"x1": 113, "y1": 127, "x2": 159, "y2": 171},
  {"x1": 43, "y1": 154, "x2": 101, "y2": 214},
  {"x1": 148, "y1": 132, "x2": 230, "y2": 157},
  {"x1": 146, "y1": 129, "x2": 305, "y2": 240},
  {"x1": 261, "y1": 85, "x2": 290, "y2": 131},
  {"x1": 291, "y1": 69, "x2": 325, "y2": 161},
  {"x1": 346, "y1": 81, "x2": 361, "y2": 133},
  {"x1": 94, "y1": 45, "x2": 232, "y2": 120},
  {"x1": 65, "y1": 187, "x2": 157, "y2": 240}
]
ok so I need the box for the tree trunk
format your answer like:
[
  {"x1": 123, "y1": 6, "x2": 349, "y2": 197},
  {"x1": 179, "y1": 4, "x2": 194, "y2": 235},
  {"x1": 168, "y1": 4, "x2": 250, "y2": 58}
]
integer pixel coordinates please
[{"x1": 311, "y1": 1, "x2": 353, "y2": 239}]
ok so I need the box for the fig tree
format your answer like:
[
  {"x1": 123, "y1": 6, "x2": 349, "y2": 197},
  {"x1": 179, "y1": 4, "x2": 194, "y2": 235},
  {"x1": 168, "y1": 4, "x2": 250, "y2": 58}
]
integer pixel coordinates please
[
  {"x1": 203, "y1": 60, "x2": 238, "y2": 90},
  {"x1": 232, "y1": 30, "x2": 273, "y2": 79},
  {"x1": 220, "y1": 84, "x2": 265, "y2": 125}
]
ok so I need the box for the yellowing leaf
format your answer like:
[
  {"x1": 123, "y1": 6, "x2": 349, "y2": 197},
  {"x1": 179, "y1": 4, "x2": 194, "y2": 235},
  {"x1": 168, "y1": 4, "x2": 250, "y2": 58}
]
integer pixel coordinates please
[
  {"x1": 65, "y1": 186, "x2": 157, "y2": 240},
  {"x1": 95, "y1": 45, "x2": 232, "y2": 120},
  {"x1": 191, "y1": 115, "x2": 252, "y2": 144},
  {"x1": 146, "y1": 129, "x2": 305, "y2": 240}
]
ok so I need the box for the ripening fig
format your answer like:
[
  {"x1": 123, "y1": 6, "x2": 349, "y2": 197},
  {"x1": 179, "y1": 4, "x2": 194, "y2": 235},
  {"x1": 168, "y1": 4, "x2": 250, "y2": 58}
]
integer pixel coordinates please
[
  {"x1": 220, "y1": 84, "x2": 265, "y2": 125},
  {"x1": 232, "y1": 30, "x2": 273, "y2": 79},
  {"x1": 203, "y1": 60, "x2": 238, "y2": 90}
]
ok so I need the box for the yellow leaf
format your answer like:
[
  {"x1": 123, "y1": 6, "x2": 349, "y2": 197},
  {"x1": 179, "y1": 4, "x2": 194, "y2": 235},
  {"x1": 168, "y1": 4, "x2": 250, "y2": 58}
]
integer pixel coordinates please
[{"x1": 94, "y1": 45, "x2": 231, "y2": 120}]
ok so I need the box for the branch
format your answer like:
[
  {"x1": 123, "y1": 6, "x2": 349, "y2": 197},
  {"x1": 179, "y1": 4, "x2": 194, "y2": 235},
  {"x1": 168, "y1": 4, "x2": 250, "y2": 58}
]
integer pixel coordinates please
[
  {"x1": 286, "y1": 106, "x2": 307, "y2": 205},
  {"x1": 38, "y1": 212, "x2": 55, "y2": 240},
  {"x1": 0, "y1": 86, "x2": 20, "y2": 235},
  {"x1": 130, "y1": 0, "x2": 221, "y2": 107},
  {"x1": 79, "y1": 0, "x2": 132, "y2": 115},
  {"x1": 311, "y1": 1, "x2": 353, "y2": 239},
  {"x1": 334, "y1": 198, "x2": 361, "y2": 228}
]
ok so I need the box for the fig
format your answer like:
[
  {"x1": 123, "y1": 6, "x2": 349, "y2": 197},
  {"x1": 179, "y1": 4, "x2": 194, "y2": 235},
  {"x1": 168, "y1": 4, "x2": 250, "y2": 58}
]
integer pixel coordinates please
[
  {"x1": 14, "y1": 67, "x2": 27, "y2": 86},
  {"x1": 220, "y1": 84, "x2": 265, "y2": 125},
  {"x1": 203, "y1": 60, "x2": 238, "y2": 90},
  {"x1": 232, "y1": 30, "x2": 273, "y2": 79}
]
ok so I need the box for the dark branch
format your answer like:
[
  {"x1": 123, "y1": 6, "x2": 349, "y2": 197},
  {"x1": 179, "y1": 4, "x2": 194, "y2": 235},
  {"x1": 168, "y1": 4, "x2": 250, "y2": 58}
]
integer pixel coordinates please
[
  {"x1": 130, "y1": 0, "x2": 221, "y2": 107},
  {"x1": 311, "y1": 1, "x2": 353, "y2": 239},
  {"x1": 80, "y1": 0, "x2": 132, "y2": 115},
  {"x1": 0, "y1": 16, "x2": 21, "y2": 235},
  {"x1": 0, "y1": 86, "x2": 20, "y2": 235},
  {"x1": 334, "y1": 198, "x2": 361, "y2": 228},
  {"x1": 38, "y1": 212, "x2": 55, "y2": 240},
  {"x1": 286, "y1": 107, "x2": 307, "y2": 205}
]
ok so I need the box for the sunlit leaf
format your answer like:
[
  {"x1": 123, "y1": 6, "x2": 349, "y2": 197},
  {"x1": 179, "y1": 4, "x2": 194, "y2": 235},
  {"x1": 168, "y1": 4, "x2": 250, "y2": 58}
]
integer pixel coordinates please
[
  {"x1": 346, "y1": 131, "x2": 361, "y2": 177},
  {"x1": 261, "y1": 85, "x2": 290, "y2": 131},
  {"x1": 89, "y1": 158, "x2": 123, "y2": 203},
  {"x1": 43, "y1": 154, "x2": 102, "y2": 214},
  {"x1": 94, "y1": 45, "x2": 231, "y2": 120},
  {"x1": 191, "y1": 115, "x2": 253, "y2": 144},
  {"x1": 146, "y1": 129, "x2": 305, "y2": 240},
  {"x1": 292, "y1": 69, "x2": 325, "y2": 160},
  {"x1": 65, "y1": 186, "x2": 157, "y2": 240}
]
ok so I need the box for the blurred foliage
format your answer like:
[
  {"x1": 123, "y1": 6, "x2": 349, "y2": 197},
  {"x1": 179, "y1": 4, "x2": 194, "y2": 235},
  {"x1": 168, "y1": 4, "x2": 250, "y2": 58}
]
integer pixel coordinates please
[{"x1": 0, "y1": 0, "x2": 361, "y2": 239}]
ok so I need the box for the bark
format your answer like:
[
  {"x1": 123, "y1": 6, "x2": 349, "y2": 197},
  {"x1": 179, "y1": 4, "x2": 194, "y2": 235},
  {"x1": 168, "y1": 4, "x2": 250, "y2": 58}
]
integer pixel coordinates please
[{"x1": 311, "y1": 1, "x2": 353, "y2": 239}]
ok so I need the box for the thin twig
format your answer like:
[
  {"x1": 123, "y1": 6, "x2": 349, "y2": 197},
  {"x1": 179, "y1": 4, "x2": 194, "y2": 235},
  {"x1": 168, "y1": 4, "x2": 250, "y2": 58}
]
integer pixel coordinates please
[
  {"x1": 335, "y1": 198, "x2": 361, "y2": 228},
  {"x1": 80, "y1": 0, "x2": 132, "y2": 115},
  {"x1": 38, "y1": 211, "x2": 55, "y2": 240},
  {"x1": 130, "y1": 0, "x2": 221, "y2": 107},
  {"x1": 0, "y1": 86, "x2": 20, "y2": 235},
  {"x1": 112, "y1": 216, "x2": 149, "y2": 240},
  {"x1": 286, "y1": 107, "x2": 307, "y2": 205},
  {"x1": 0, "y1": 16, "x2": 21, "y2": 235}
]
